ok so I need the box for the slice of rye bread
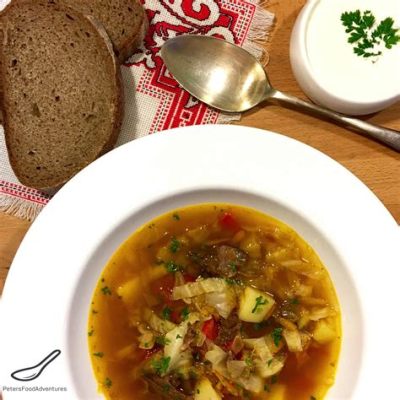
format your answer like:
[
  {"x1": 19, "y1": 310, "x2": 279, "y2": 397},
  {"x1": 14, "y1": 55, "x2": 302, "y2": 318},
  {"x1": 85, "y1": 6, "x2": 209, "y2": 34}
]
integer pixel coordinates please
[
  {"x1": 60, "y1": 0, "x2": 147, "y2": 63},
  {"x1": 0, "y1": 0, "x2": 123, "y2": 190}
]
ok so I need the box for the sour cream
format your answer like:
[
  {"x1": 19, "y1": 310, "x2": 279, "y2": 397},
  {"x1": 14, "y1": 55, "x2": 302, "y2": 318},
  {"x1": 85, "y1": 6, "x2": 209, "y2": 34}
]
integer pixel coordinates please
[{"x1": 290, "y1": 0, "x2": 400, "y2": 115}]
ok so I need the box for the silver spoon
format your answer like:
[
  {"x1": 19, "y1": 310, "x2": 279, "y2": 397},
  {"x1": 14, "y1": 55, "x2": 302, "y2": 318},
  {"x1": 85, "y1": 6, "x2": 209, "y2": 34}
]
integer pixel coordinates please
[{"x1": 161, "y1": 35, "x2": 400, "y2": 152}]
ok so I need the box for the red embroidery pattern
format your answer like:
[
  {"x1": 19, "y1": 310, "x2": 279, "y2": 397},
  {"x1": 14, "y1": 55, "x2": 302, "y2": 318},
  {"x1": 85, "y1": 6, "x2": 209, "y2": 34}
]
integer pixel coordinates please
[
  {"x1": 126, "y1": 0, "x2": 255, "y2": 133},
  {"x1": 0, "y1": 180, "x2": 50, "y2": 205}
]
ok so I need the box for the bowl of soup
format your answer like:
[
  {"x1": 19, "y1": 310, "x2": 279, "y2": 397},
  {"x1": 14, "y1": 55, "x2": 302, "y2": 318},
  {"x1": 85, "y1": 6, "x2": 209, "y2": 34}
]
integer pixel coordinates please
[
  {"x1": 1, "y1": 125, "x2": 398, "y2": 399},
  {"x1": 88, "y1": 203, "x2": 341, "y2": 400}
]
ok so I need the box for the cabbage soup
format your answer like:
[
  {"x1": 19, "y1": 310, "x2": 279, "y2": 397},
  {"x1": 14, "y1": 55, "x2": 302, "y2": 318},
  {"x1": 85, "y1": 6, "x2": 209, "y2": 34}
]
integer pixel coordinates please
[{"x1": 88, "y1": 203, "x2": 341, "y2": 399}]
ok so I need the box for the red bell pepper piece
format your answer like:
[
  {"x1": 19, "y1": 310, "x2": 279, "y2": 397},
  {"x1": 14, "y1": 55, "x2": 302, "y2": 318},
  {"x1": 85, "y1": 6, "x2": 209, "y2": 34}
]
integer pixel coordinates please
[
  {"x1": 202, "y1": 317, "x2": 219, "y2": 341},
  {"x1": 219, "y1": 212, "x2": 240, "y2": 231}
]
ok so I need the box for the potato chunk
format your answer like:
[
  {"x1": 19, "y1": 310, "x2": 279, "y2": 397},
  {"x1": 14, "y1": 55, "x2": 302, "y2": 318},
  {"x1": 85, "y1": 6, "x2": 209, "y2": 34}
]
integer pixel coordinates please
[
  {"x1": 117, "y1": 277, "x2": 140, "y2": 305},
  {"x1": 238, "y1": 287, "x2": 275, "y2": 323},
  {"x1": 312, "y1": 320, "x2": 337, "y2": 344},
  {"x1": 194, "y1": 378, "x2": 221, "y2": 400}
]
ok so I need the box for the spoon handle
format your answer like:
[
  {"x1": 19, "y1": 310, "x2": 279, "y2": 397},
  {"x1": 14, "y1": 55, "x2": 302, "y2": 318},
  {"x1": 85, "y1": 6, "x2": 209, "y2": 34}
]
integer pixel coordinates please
[{"x1": 270, "y1": 90, "x2": 400, "y2": 152}]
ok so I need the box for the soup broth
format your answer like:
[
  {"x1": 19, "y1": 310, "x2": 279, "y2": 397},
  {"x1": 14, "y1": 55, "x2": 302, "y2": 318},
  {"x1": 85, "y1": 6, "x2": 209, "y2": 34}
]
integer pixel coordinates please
[{"x1": 88, "y1": 204, "x2": 341, "y2": 400}]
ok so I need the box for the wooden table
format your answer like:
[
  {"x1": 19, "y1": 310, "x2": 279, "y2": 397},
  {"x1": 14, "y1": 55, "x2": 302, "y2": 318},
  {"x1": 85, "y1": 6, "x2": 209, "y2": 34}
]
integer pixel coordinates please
[{"x1": 0, "y1": 0, "x2": 399, "y2": 295}]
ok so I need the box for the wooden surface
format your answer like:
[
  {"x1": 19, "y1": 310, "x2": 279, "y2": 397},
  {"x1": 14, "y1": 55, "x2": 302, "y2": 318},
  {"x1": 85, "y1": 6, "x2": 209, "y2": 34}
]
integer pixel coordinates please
[{"x1": 0, "y1": 0, "x2": 399, "y2": 295}]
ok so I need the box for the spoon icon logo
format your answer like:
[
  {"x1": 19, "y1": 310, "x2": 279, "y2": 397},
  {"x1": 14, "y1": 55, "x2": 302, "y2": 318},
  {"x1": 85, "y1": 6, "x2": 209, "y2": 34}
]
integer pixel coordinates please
[{"x1": 11, "y1": 349, "x2": 61, "y2": 382}]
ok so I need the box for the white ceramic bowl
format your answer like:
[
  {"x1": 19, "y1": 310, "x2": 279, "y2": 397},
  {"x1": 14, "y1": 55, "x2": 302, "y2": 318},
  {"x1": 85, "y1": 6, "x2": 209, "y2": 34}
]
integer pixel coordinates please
[
  {"x1": 1, "y1": 125, "x2": 399, "y2": 399},
  {"x1": 290, "y1": 0, "x2": 400, "y2": 115}
]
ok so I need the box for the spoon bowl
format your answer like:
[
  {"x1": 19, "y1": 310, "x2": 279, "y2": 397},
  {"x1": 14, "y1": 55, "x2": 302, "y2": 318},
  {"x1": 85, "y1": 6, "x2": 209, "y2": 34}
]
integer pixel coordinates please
[
  {"x1": 161, "y1": 36, "x2": 273, "y2": 112},
  {"x1": 161, "y1": 35, "x2": 400, "y2": 152}
]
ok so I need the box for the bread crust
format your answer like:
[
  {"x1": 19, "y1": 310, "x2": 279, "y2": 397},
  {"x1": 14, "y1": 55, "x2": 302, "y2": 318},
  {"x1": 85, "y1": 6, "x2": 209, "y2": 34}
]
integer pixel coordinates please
[
  {"x1": 57, "y1": 0, "x2": 148, "y2": 63},
  {"x1": 86, "y1": 14, "x2": 124, "y2": 160},
  {"x1": 0, "y1": 0, "x2": 124, "y2": 190},
  {"x1": 116, "y1": 3, "x2": 148, "y2": 63}
]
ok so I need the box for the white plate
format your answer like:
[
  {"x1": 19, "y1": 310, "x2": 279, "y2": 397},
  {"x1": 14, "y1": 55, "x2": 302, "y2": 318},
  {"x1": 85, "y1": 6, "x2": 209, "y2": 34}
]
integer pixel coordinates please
[{"x1": 0, "y1": 125, "x2": 399, "y2": 399}]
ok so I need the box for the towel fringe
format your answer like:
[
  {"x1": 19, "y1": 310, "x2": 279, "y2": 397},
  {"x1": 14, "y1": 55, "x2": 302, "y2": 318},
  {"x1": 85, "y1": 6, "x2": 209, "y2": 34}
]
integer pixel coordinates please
[
  {"x1": 0, "y1": 193, "x2": 44, "y2": 221},
  {"x1": 242, "y1": 0, "x2": 275, "y2": 65}
]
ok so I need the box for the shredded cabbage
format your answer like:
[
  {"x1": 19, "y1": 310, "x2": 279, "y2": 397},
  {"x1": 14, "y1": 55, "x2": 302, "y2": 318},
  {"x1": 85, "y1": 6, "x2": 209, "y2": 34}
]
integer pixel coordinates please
[
  {"x1": 205, "y1": 345, "x2": 228, "y2": 366},
  {"x1": 143, "y1": 309, "x2": 176, "y2": 334},
  {"x1": 227, "y1": 360, "x2": 246, "y2": 379},
  {"x1": 282, "y1": 328, "x2": 303, "y2": 352},
  {"x1": 171, "y1": 350, "x2": 192, "y2": 378},
  {"x1": 243, "y1": 337, "x2": 273, "y2": 362},
  {"x1": 172, "y1": 278, "x2": 228, "y2": 300},
  {"x1": 280, "y1": 260, "x2": 322, "y2": 279},
  {"x1": 164, "y1": 322, "x2": 189, "y2": 372},
  {"x1": 173, "y1": 278, "x2": 237, "y2": 319},
  {"x1": 237, "y1": 374, "x2": 264, "y2": 393},
  {"x1": 309, "y1": 307, "x2": 334, "y2": 321},
  {"x1": 205, "y1": 286, "x2": 236, "y2": 318},
  {"x1": 255, "y1": 356, "x2": 285, "y2": 378},
  {"x1": 205, "y1": 344, "x2": 264, "y2": 394}
]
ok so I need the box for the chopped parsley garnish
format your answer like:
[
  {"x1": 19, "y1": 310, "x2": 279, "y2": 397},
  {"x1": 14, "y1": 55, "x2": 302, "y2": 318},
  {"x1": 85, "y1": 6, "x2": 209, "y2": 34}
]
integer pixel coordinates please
[
  {"x1": 267, "y1": 358, "x2": 273, "y2": 366},
  {"x1": 271, "y1": 375, "x2": 278, "y2": 384},
  {"x1": 290, "y1": 297, "x2": 299, "y2": 305},
  {"x1": 245, "y1": 356, "x2": 253, "y2": 367},
  {"x1": 155, "y1": 336, "x2": 171, "y2": 346},
  {"x1": 176, "y1": 334, "x2": 183, "y2": 339},
  {"x1": 228, "y1": 262, "x2": 237, "y2": 272},
  {"x1": 101, "y1": 286, "x2": 112, "y2": 295},
  {"x1": 181, "y1": 306, "x2": 190, "y2": 321},
  {"x1": 165, "y1": 260, "x2": 182, "y2": 273},
  {"x1": 172, "y1": 213, "x2": 180, "y2": 221},
  {"x1": 151, "y1": 356, "x2": 171, "y2": 376},
  {"x1": 169, "y1": 238, "x2": 181, "y2": 253},
  {"x1": 264, "y1": 384, "x2": 271, "y2": 392},
  {"x1": 252, "y1": 296, "x2": 268, "y2": 313},
  {"x1": 92, "y1": 309, "x2": 98, "y2": 314},
  {"x1": 271, "y1": 327, "x2": 283, "y2": 347},
  {"x1": 88, "y1": 329, "x2": 94, "y2": 337},
  {"x1": 93, "y1": 352, "x2": 104, "y2": 358},
  {"x1": 341, "y1": 10, "x2": 400, "y2": 59},
  {"x1": 104, "y1": 377, "x2": 112, "y2": 388},
  {"x1": 225, "y1": 278, "x2": 243, "y2": 286},
  {"x1": 161, "y1": 306, "x2": 172, "y2": 320}
]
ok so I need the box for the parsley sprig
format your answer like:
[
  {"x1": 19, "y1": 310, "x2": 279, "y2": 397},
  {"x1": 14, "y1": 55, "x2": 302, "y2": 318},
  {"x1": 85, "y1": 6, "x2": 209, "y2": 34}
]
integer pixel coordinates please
[
  {"x1": 271, "y1": 327, "x2": 283, "y2": 347},
  {"x1": 341, "y1": 10, "x2": 400, "y2": 59},
  {"x1": 151, "y1": 356, "x2": 171, "y2": 376},
  {"x1": 252, "y1": 296, "x2": 268, "y2": 314}
]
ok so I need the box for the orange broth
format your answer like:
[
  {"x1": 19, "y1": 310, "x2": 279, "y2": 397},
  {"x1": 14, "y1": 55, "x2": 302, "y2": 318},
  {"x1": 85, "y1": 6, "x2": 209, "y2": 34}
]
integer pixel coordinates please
[{"x1": 88, "y1": 203, "x2": 341, "y2": 400}]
